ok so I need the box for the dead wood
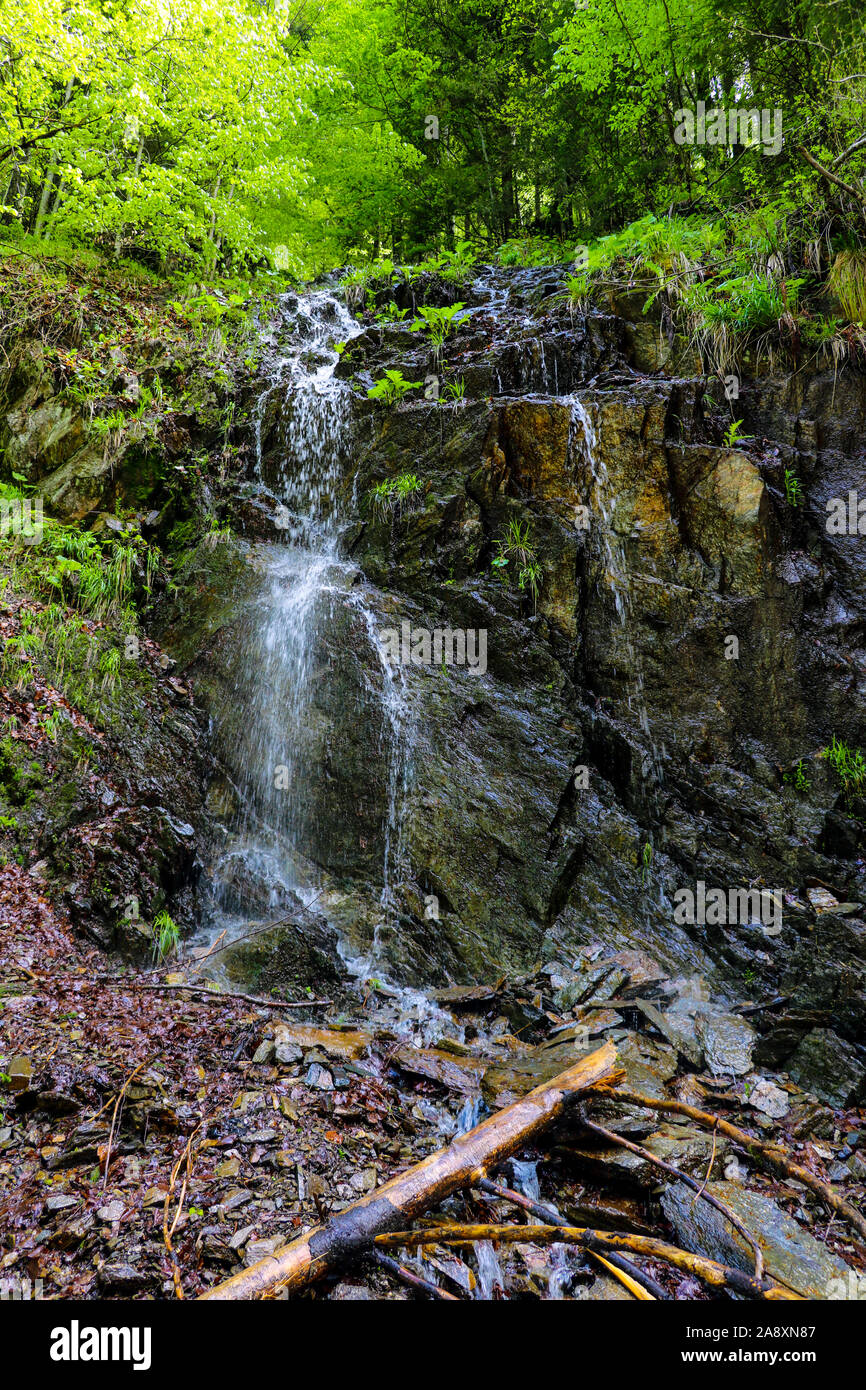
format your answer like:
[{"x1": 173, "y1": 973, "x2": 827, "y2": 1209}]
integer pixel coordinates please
[
  {"x1": 579, "y1": 1112, "x2": 764, "y2": 1280},
  {"x1": 112, "y1": 981, "x2": 331, "y2": 1010},
  {"x1": 612, "y1": 1087, "x2": 866, "y2": 1242},
  {"x1": 372, "y1": 1224, "x2": 803, "y2": 1300},
  {"x1": 198, "y1": 1039, "x2": 620, "y2": 1299}
]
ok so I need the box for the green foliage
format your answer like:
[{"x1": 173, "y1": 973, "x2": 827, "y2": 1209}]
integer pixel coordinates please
[
  {"x1": 39, "y1": 710, "x2": 64, "y2": 743},
  {"x1": 0, "y1": 508, "x2": 160, "y2": 733},
  {"x1": 0, "y1": 0, "x2": 863, "y2": 291},
  {"x1": 690, "y1": 275, "x2": 799, "y2": 335},
  {"x1": 784, "y1": 469, "x2": 804, "y2": 507},
  {"x1": 641, "y1": 841, "x2": 653, "y2": 883},
  {"x1": 498, "y1": 236, "x2": 565, "y2": 267},
  {"x1": 408, "y1": 303, "x2": 469, "y2": 349},
  {"x1": 0, "y1": 0, "x2": 863, "y2": 293},
  {"x1": 340, "y1": 261, "x2": 396, "y2": 310},
  {"x1": 366, "y1": 369, "x2": 422, "y2": 404},
  {"x1": 822, "y1": 736, "x2": 866, "y2": 805},
  {"x1": 724, "y1": 420, "x2": 753, "y2": 448},
  {"x1": 366, "y1": 473, "x2": 423, "y2": 517},
  {"x1": 152, "y1": 910, "x2": 180, "y2": 963},
  {"x1": 783, "y1": 760, "x2": 811, "y2": 794},
  {"x1": 375, "y1": 301, "x2": 410, "y2": 323},
  {"x1": 492, "y1": 518, "x2": 542, "y2": 610},
  {"x1": 441, "y1": 376, "x2": 466, "y2": 402},
  {"x1": 0, "y1": 0, "x2": 332, "y2": 275},
  {"x1": 829, "y1": 251, "x2": 866, "y2": 325},
  {"x1": 563, "y1": 274, "x2": 589, "y2": 309}
]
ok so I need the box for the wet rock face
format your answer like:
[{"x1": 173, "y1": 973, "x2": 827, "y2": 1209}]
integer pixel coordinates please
[
  {"x1": 336, "y1": 269, "x2": 866, "y2": 1078},
  {"x1": 2, "y1": 639, "x2": 207, "y2": 959},
  {"x1": 153, "y1": 267, "x2": 866, "y2": 1101},
  {"x1": 785, "y1": 1028, "x2": 865, "y2": 1109},
  {"x1": 217, "y1": 894, "x2": 351, "y2": 1004}
]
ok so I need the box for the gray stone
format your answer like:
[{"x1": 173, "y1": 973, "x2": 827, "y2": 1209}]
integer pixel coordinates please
[
  {"x1": 694, "y1": 1010, "x2": 756, "y2": 1076},
  {"x1": 96, "y1": 1200, "x2": 126, "y2": 1223},
  {"x1": 45, "y1": 1194, "x2": 79, "y2": 1213},
  {"x1": 634, "y1": 998, "x2": 703, "y2": 1068},
  {"x1": 661, "y1": 1180, "x2": 855, "y2": 1299},
  {"x1": 786, "y1": 1029, "x2": 865, "y2": 1109},
  {"x1": 746, "y1": 1076, "x2": 790, "y2": 1119},
  {"x1": 305, "y1": 1063, "x2": 334, "y2": 1090},
  {"x1": 244, "y1": 1236, "x2": 283, "y2": 1265},
  {"x1": 97, "y1": 1262, "x2": 149, "y2": 1293}
]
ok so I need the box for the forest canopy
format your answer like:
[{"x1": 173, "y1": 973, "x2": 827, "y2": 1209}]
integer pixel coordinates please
[{"x1": 1, "y1": 0, "x2": 864, "y2": 278}]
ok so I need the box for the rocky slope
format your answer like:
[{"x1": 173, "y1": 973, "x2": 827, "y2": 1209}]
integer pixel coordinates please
[
  {"x1": 155, "y1": 266, "x2": 866, "y2": 1109},
  {"x1": 2, "y1": 260, "x2": 865, "y2": 1300}
]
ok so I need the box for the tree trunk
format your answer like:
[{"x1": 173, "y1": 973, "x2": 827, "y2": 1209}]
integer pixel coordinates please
[
  {"x1": 35, "y1": 78, "x2": 74, "y2": 238},
  {"x1": 199, "y1": 1039, "x2": 619, "y2": 1300},
  {"x1": 33, "y1": 153, "x2": 58, "y2": 238},
  {"x1": 114, "y1": 137, "x2": 145, "y2": 256}
]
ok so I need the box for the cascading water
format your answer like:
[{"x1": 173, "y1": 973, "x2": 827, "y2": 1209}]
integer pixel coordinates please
[
  {"x1": 197, "y1": 291, "x2": 415, "y2": 977},
  {"x1": 569, "y1": 395, "x2": 665, "y2": 803},
  {"x1": 195, "y1": 269, "x2": 667, "y2": 1016}
]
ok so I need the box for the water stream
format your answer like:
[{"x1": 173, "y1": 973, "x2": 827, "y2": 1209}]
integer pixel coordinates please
[
  {"x1": 197, "y1": 291, "x2": 416, "y2": 988},
  {"x1": 187, "y1": 272, "x2": 686, "y2": 1295},
  {"x1": 569, "y1": 395, "x2": 665, "y2": 807}
]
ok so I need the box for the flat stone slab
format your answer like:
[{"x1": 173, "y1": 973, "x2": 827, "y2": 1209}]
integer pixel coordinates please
[{"x1": 661, "y1": 1180, "x2": 854, "y2": 1299}]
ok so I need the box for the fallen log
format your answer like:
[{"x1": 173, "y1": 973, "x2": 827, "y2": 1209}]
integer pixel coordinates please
[
  {"x1": 199, "y1": 1038, "x2": 620, "y2": 1299},
  {"x1": 372, "y1": 1224, "x2": 803, "y2": 1300}
]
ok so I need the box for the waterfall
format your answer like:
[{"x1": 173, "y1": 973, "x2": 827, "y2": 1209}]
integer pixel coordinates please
[
  {"x1": 198, "y1": 291, "x2": 414, "y2": 971},
  {"x1": 569, "y1": 396, "x2": 665, "y2": 802}
]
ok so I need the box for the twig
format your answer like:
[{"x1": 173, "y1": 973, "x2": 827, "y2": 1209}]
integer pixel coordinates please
[
  {"x1": 796, "y1": 145, "x2": 866, "y2": 212},
  {"x1": 100, "y1": 979, "x2": 331, "y2": 1010},
  {"x1": 102, "y1": 1063, "x2": 145, "y2": 1191},
  {"x1": 163, "y1": 1123, "x2": 203, "y2": 1301},
  {"x1": 693, "y1": 1122, "x2": 718, "y2": 1205},
  {"x1": 585, "y1": 1246, "x2": 669, "y2": 1301},
  {"x1": 579, "y1": 1113, "x2": 764, "y2": 1282},
  {"x1": 372, "y1": 1225, "x2": 801, "y2": 1300},
  {"x1": 365, "y1": 1248, "x2": 460, "y2": 1300},
  {"x1": 611, "y1": 1087, "x2": 866, "y2": 1243},
  {"x1": 478, "y1": 1175, "x2": 566, "y2": 1225},
  {"x1": 179, "y1": 893, "x2": 328, "y2": 972},
  {"x1": 180, "y1": 929, "x2": 226, "y2": 972},
  {"x1": 586, "y1": 1248, "x2": 654, "y2": 1299},
  {"x1": 832, "y1": 132, "x2": 866, "y2": 169}
]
